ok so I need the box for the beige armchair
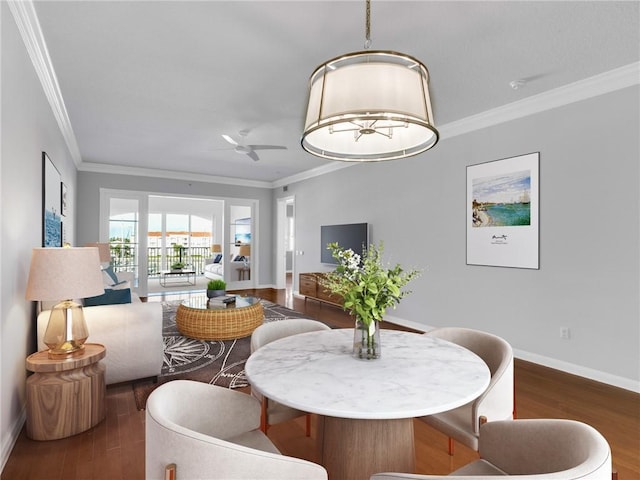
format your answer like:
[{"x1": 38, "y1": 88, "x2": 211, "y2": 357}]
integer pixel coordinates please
[
  {"x1": 418, "y1": 327, "x2": 514, "y2": 454},
  {"x1": 250, "y1": 318, "x2": 331, "y2": 435},
  {"x1": 371, "y1": 419, "x2": 612, "y2": 479},
  {"x1": 145, "y1": 380, "x2": 327, "y2": 480}
]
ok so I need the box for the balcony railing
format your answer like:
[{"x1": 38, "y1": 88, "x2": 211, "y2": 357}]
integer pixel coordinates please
[{"x1": 110, "y1": 245, "x2": 212, "y2": 277}]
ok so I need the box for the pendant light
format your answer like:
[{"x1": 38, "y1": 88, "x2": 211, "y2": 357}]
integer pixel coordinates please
[{"x1": 301, "y1": 0, "x2": 439, "y2": 162}]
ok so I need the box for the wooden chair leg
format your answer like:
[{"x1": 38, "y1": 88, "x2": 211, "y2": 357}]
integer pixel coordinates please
[
  {"x1": 612, "y1": 470, "x2": 618, "y2": 480},
  {"x1": 449, "y1": 416, "x2": 487, "y2": 457},
  {"x1": 165, "y1": 463, "x2": 176, "y2": 480},
  {"x1": 260, "y1": 399, "x2": 268, "y2": 434},
  {"x1": 306, "y1": 413, "x2": 311, "y2": 437}
]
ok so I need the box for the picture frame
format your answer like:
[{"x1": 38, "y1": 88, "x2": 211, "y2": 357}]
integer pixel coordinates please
[
  {"x1": 466, "y1": 152, "x2": 540, "y2": 269},
  {"x1": 42, "y1": 152, "x2": 62, "y2": 247},
  {"x1": 234, "y1": 232, "x2": 251, "y2": 245},
  {"x1": 61, "y1": 182, "x2": 68, "y2": 217}
]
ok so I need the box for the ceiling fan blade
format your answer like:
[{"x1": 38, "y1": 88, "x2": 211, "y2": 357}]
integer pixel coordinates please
[
  {"x1": 222, "y1": 134, "x2": 239, "y2": 146},
  {"x1": 247, "y1": 150, "x2": 260, "y2": 162},
  {"x1": 247, "y1": 144, "x2": 287, "y2": 151}
]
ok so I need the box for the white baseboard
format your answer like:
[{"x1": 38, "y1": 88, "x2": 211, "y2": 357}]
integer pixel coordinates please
[
  {"x1": 382, "y1": 313, "x2": 433, "y2": 333},
  {"x1": 513, "y1": 349, "x2": 639, "y2": 394},
  {"x1": 381, "y1": 314, "x2": 640, "y2": 394},
  {"x1": 1, "y1": 408, "x2": 25, "y2": 474},
  {"x1": 287, "y1": 301, "x2": 639, "y2": 394}
]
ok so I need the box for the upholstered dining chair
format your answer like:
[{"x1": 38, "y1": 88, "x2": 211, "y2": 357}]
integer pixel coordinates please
[
  {"x1": 418, "y1": 327, "x2": 514, "y2": 455},
  {"x1": 371, "y1": 419, "x2": 612, "y2": 480},
  {"x1": 250, "y1": 318, "x2": 331, "y2": 436},
  {"x1": 145, "y1": 380, "x2": 328, "y2": 480}
]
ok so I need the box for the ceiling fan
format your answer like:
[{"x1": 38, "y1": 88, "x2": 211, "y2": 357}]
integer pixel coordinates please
[{"x1": 221, "y1": 130, "x2": 287, "y2": 162}]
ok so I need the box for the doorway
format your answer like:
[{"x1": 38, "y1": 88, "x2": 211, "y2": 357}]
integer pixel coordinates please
[
  {"x1": 100, "y1": 189, "x2": 257, "y2": 296},
  {"x1": 276, "y1": 196, "x2": 295, "y2": 297},
  {"x1": 147, "y1": 195, "x2": 223, "y2": 293}
]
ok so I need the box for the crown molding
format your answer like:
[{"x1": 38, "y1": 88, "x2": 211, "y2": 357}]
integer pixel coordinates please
[
  {"x1": 12, "y1": 0, "x2": 638, "y2": 188},
  {"x1": 271, "y1": 160, "x2": 354, "y2": 189},
  {"x1": 8, "y1": 0, "x2": 82, "y2": 167},
  {"x1": 438, "y1": 62, "x2": 640, "y2": 140},
  {"x1": 275, "y1": 62, "x2": 640, "y2": 187},
  {"x1": 85, "y1": 61, "x2": 639, "y2": 190},
  {"x1": 78, "y1": 162, "x2": 273, "y2": 189}
]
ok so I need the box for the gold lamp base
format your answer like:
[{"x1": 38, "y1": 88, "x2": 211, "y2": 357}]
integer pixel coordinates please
[{"x1": 43, "y1": 300, "x2": 89, "y2": 358}]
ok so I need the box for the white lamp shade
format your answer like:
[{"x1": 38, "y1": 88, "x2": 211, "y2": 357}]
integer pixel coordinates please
[
  {"x1": 26, "y1": 247, "x2": 105, "y2": 301},
  {"x1": 84, "y1": 242, "x2": 111, "y2": 263},
  {"x1": 302, "y1": 50, "x2": 438, "y2": 161}
]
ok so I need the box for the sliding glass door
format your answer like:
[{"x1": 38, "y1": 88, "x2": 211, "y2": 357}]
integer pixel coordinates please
[
  {"x1": 101, "y1": 190, "x2": 256, "y2": 295},
  {"x1": 147, "y1": 210, "x2": 214, "y2": 275},
  {"x1": 99, "y1": 190, "x2": 149, "y2": 294}
]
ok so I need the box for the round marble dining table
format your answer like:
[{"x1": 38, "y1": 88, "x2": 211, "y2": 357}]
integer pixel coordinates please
[{"x1": 245, "y1": 328, "x2": 490, "y2": 480}]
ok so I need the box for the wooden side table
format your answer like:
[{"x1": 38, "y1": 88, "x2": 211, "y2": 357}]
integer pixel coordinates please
[{"x1": 25, "y1": 343, "x2": 106, "y2": 441}]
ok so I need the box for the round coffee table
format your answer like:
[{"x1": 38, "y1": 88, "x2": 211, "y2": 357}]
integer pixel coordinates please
[{"x1": 176, "y1": 296, "x2": 264, "y2": 340}]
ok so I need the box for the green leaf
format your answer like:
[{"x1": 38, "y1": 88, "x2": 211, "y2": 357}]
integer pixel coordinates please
[
  {"x1": 324, "y1": 240, "x2": 422, "y2": 324},
  {"x1": 388, "y1": 284, "x2": 400, "y2": 296}
]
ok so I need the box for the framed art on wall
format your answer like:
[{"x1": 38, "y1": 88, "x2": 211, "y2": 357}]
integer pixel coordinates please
[
  {"x1": 61, "y1": 182, "x2": 68, "y2": 217},
  {"x1": 42, "y1": 152, "x2": 62, "y2": 247},
  {"x1": 466, "y1": 152, "x2": 539, "y2": 269}
]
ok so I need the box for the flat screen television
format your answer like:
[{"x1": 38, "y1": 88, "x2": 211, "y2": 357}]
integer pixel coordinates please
[{"x1": 320, "y1": 223, "x2": 369, "y2": 264}]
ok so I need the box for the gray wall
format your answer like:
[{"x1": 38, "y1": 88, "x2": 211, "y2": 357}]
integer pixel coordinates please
[
  {"x1": 1, "y1": 4, "x2": 78, "y2": 469},
  {"x1": 76, "y1": 172, "x2": 275, "y2": 286},
  {"x1": 280, "y1": 86, "x2": 640, "y2": 389}
]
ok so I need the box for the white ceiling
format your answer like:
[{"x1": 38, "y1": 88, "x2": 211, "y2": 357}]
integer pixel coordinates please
[{"x1": 30, "y1": 1, "x2": 639, "y2": 185}]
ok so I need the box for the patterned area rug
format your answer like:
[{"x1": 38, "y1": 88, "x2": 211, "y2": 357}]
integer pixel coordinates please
[{"x1": 132, "y1": 299, "x2": 317, "y2": 409}]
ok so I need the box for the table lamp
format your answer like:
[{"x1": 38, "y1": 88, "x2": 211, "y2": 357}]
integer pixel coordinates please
[
  {"x1": 25, "y1": 247, "x2": 104, "y2": 357},
  {"x1": 238, "y1": 244, "x2": 251, "y2": 267},
  {"x1": 211, "y1": 244, "x2": 222, "y2": 254}
]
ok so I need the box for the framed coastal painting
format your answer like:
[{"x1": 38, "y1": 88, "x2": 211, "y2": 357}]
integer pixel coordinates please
[
  {"x1": 466, "y1": 152, "x2": 539, "y2": 269},
  {"x1": 42, "y1": 152, "x2": 62, "y2": 247}
]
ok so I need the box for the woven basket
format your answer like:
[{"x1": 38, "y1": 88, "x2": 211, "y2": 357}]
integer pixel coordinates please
[{"x1": 176, "y1": 301, "x2": 264, "y2": 340}]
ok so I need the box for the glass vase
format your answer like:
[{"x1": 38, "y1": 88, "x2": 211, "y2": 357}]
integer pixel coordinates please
[{"x1": 353, "y1": 318, "x2": 381, "y2": 360}]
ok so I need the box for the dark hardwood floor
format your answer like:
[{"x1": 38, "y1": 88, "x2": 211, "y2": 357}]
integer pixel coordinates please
[{"x1": 3, "y1": 285, "x2": 639, "y2": 479}]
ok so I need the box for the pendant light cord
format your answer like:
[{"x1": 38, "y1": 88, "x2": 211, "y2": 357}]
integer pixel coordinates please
[{"x1": 364, "y1": 0, "x2": 372, "y2": 49}]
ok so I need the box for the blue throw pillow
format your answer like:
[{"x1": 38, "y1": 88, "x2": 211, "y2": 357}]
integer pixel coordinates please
[
  {"x1": 214, "y1": 254, "x2": 223, "y2": 263},
  {"x1": 84, "y1": 288, "x2": 131, "y2": 306}
]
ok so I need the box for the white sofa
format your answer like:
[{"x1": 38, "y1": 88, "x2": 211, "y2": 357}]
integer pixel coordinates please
[{"x1": 37, "y1": 294, "x2": 163, "y2": 385}]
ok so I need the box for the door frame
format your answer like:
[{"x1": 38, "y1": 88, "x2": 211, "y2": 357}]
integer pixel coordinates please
[
  {"x1": 99, "y1": 189, "x2": 149, "y2": 294},
  {"x1": 100, "y1": 189, "x2": 258, "y2": 295},
  {"x1": 276, "y1": 195, "x2": 295, "y2": 290}
]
